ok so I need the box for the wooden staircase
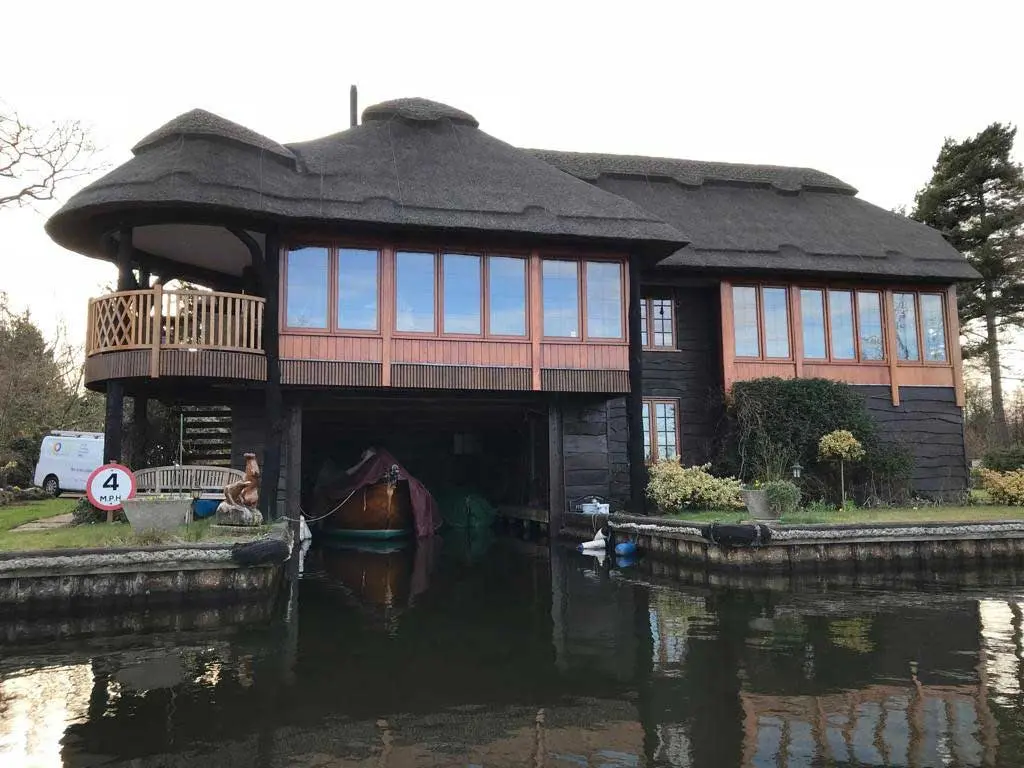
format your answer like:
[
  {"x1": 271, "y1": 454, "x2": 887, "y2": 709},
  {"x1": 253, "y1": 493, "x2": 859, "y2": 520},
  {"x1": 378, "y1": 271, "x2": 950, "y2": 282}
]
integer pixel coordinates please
[{"x1": 181, "y1": 405, "x2": 232, "y2": 467}]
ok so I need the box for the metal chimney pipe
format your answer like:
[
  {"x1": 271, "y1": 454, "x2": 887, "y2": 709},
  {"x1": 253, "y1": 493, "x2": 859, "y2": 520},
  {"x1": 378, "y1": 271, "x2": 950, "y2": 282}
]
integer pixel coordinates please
[{"x1": 350, "y1": 85, "x2": 358, "y2": 128}]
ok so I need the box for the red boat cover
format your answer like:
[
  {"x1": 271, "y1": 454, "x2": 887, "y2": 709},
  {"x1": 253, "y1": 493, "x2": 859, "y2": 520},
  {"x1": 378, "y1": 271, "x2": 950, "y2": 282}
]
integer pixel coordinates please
[{"x1": 339, "y1": 448, "x2": 441, "y2": 538}]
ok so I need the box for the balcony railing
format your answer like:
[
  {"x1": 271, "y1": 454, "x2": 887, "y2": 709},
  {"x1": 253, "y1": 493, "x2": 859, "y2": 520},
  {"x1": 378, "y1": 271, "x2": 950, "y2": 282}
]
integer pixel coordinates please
[{"x1": 86, "y1": 287, "x2": 266, "y2": 358}]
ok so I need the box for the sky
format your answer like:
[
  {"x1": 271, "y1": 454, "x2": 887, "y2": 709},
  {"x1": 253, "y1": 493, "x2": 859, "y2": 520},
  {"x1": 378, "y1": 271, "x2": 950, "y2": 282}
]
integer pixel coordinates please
[{"x1": 2, "y1": 0, "x2": 1023, "y2": 359}]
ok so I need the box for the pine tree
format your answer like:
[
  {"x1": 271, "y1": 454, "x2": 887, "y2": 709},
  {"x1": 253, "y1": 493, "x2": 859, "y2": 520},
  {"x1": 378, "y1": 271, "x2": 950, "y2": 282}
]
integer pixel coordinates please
[{"x1": 912, "y1": 123, "x2": 1024, "y2": 445}]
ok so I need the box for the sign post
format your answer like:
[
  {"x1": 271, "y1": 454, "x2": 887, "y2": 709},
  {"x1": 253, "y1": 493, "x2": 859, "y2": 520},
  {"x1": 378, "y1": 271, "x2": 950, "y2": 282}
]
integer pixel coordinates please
[{"x1": 86, "y1": 462, "x2": 136, "y2": 523}]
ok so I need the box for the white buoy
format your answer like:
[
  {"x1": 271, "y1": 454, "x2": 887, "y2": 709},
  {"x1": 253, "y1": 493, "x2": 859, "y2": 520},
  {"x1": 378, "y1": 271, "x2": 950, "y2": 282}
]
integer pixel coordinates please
[{"x1": 578, "y1": 528, "x2": 607, "y2": 551}]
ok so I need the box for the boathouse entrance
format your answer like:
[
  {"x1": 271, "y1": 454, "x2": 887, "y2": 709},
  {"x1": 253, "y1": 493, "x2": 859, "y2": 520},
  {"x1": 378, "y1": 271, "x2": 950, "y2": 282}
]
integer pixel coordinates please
[{"x1": 299, "y1": 393, "x2": 552, "y2": 529}]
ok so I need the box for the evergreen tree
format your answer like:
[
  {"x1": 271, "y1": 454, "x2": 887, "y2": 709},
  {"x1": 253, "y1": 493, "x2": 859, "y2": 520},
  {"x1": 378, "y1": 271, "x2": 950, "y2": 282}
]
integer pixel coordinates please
[{"x1": 912, "y1": 123, "x2": 1024, "y2": 445}]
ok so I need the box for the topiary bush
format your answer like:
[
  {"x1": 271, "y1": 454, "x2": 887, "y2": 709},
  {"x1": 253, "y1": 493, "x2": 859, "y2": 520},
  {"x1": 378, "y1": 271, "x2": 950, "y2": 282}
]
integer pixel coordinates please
[
  {"x1": 762, "y1": 480, "x2": 801, "y2": 516},
  {"x1": 647, "y1": 460, "x2": 744, "y2": 513},
  {"x1": 720, "y1": 377, "x2": 912, "y2": 505},
  {"x1": 978, "y1": 468, "x2": 1024, "y2": 506}
]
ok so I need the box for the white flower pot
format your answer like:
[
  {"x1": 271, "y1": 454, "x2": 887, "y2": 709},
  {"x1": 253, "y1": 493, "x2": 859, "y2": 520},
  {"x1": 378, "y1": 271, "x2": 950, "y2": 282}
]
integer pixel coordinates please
[
  {"x1": 740, "y1": 489, "x2": 778, "y2": 521},
  {"x1": 122, "y1": 498, "x2": 192, "y2": 533}
]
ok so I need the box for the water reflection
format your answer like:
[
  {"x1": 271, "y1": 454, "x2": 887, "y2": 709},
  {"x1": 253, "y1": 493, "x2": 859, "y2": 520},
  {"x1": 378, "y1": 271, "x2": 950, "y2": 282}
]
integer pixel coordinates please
[{"x1": 5, "y1": 540, "x2": 1024, "y2": 766}]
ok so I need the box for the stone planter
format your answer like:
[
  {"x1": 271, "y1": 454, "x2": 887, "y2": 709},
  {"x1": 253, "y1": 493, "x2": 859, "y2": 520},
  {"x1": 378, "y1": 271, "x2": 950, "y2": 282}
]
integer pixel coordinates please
[
  {"x1": 122, "y1": 497, "x2": 192, "y2": 533},
  {"x1": 740, "y1": 489, "x2": 778, "y2": 521}
]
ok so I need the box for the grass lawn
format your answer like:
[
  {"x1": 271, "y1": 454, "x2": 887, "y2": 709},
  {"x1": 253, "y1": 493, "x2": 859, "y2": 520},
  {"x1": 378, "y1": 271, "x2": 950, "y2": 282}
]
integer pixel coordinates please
[
  {"x1": 0, "y1": 498, "x2": 77, "y2": 532},
  {"x1": 672, "y1": 505, "x2": 1024, "y2": 526},
  {"x1": 0, "y1": 503, "x2": 274, "y2": 552}
]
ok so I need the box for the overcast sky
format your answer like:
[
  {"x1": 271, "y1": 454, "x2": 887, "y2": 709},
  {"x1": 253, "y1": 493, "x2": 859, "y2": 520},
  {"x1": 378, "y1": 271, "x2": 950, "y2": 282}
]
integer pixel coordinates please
[{"x1": 2, "y1": 0, "x2": 1022, "y2": 358}]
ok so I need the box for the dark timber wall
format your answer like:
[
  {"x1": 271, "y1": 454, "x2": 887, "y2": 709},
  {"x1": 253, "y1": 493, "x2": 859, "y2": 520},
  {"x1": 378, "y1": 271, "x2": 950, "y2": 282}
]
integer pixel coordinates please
[
  {"x1": 642, "y1": 286, "x2": 723, "y2": 463},
  {"x1": 860, "y1": 385, "x2": 968, "y2": 498},
  {"x1": 231, "y1": 396, "x2": 290, "y2": 513},
  {"x1": 561, "y1": 398, "x2": 613, "y2": 506},
  {"x1": 606, "y1": 285, "x2": 724, "y2": 506}
]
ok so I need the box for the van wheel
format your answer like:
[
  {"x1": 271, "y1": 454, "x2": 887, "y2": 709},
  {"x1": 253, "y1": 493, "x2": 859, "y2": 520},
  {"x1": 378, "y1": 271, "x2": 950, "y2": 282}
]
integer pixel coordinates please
[{"x1": 42, "y1": 475, "x2": 60, "y2": 497}]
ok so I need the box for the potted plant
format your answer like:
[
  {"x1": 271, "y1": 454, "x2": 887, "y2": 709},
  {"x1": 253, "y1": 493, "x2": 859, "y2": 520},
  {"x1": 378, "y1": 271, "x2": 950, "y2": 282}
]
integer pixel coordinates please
[
  {"x1": 740, "y1": 481, "x2": 774, "y2": 520},
  {"x1": 121, "y1": 493, "x2": 193, "y2": 534}
]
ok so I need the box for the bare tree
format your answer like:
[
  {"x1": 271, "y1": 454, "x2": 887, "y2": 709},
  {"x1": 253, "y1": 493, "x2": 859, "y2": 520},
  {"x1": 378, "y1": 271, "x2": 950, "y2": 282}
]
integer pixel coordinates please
[{"x1": 0, "y1": 102, "x2": 96, "y2": 209}]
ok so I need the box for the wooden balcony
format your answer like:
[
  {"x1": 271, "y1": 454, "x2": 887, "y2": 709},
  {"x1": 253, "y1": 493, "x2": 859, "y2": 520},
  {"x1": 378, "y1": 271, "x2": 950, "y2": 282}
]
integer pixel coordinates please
[{"x1": 85, "y1": 288, "x2": 266, "y2": 385}]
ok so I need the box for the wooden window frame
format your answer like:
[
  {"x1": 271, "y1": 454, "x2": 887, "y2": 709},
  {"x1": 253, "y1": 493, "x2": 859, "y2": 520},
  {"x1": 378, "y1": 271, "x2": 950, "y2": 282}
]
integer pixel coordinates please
[
  {"x1": 335, "y1": 246, "x2": 383, "y2": 335},
  {"x1": 643, "y1": 397, "x2": 681, "y2": 463},
  {"x1": 915, "y1": 292, "x2": 950, "y2": 366},
  {"x1": 279, "y1": 240, "x2": 628, "y2": 346},
  {"x1": 732, "y1": 284, "x2": 792, "y2": 361},
  {"x1": 541, "y1": 256, "x2": 627, "y2": 344},
  {"x1": 281, "y1": 245, "x2": 335, "y2": 334},
  {"x1": 641, "y1": 297, "x2": 677, "y2": 351},
  {"x1": 485, "y1": 254, "x2": 530, "y2": 339}
]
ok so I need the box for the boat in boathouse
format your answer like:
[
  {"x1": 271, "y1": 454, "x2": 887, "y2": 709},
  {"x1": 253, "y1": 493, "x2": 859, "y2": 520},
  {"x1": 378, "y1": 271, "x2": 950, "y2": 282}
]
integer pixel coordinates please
[{"x1": 312, "y1": 448, "x2": 440, "y2": 539}]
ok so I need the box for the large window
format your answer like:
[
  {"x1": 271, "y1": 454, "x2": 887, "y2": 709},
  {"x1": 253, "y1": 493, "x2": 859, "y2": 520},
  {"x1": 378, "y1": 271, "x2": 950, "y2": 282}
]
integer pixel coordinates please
[
  {"x1": 396, "y1": 251, "x2": 436, "y2": 333},
  {"x1": 732, "y1": 285, "x2": 789, "y2": 359},
  {"x1": 488, "y1": 256, "x2": 527, "y2": 336},
  {"x1": 856, "y1": 292, "x2": 884, "y2": 361},
  {"x1": 642, "y1": 398, "x2": 679, "y2": 462},
  {"x1": 763, "y1": 287, "x2": 790, "y2": 358},
  {"x1": 337, "y1": 248, "x2": 378, "y2": 331},
  {"x1": 828, "y1": 290, "x2": 856, "y2": 360},
  {"x1": 894, "y1": 292, "x2": 947, "y2": 363},
  {"x1": 443, "y1": 253, "x2": 482, "y2": 334},
  {"x1": 282, "y1": 246, "x2": 628, "y2": 343},
  {"x1": 285, "y1": 247, "x2": 329, "y2": 328},
  {"x1": 920, "y1": 294, "x2": 947, "y2": 362},
  {"x1": 641, "y1": 298, "x2": 675, "y2": 349},
  {"x1": 585, "y1": 261, "x2": 623, "y2": 339},
  {"x1": 800, "y1": 289, "x2": 827, "y2": 358},
  {"x1": 542, "y1": 260, "x2": 580, "y2": 338},
  {"x1": 740, "y1": 283, "x2": 951, "y2": 365},
  {"x1": 893, "y1": 292, "x2": 919, "y2": 361}
]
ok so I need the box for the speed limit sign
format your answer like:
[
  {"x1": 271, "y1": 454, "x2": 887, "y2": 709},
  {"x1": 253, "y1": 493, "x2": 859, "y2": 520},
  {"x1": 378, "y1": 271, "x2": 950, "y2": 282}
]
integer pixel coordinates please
[{"x1": 86, "y1": 463, "x2": 137, "y2": 511}]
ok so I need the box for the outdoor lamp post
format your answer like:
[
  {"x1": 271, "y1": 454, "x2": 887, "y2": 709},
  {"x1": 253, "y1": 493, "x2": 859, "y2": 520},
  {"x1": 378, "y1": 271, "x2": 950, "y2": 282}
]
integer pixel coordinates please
[{"x1": 791, "y1": 462, "x2": 803, "y2": 480}]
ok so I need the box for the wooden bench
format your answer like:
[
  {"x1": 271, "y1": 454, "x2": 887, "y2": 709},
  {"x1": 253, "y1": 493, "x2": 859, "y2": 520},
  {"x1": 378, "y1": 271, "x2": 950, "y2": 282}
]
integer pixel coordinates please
[{"x1": 134, "y1": 465, "x2": 244, "y2": 499}]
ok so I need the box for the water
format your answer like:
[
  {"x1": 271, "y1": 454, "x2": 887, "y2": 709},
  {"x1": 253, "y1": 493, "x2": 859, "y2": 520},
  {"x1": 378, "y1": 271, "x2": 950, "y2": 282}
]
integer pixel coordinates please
[{"x1": 3, "y1": 535, "x2": 1024, "y2": 767}]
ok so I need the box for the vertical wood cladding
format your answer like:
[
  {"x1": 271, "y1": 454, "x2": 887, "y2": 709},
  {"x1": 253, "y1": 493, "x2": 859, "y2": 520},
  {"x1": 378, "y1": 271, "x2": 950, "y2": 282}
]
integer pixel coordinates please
[
  {"x1": 860, "y1": 385, "x2": 968, "y2": 497},
  {"x1": 640, "y1": 286, "x2": 723, "y2": 464}
]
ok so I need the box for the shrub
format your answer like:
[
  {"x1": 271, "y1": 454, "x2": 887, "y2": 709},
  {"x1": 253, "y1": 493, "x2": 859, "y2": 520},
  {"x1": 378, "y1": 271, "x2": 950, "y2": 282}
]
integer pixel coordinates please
[
  {"x1": 978, "y1": 469, "x2": 1024, "y2": 506},
  {"x1": 647, "y1": 460, "x2": 744, "y2": 513},
  {"x1": 721, "y1": 377, "x2": 913, "y2": 505},
  {"x1": 71, "y1": 497, "x2": 123, "y2": 524},
  {"x1": 984, "y1": 444, "x2": 1024, "y2": 471},
  {"x1": 762, "y1": 480, "x2": 801, "y2": 516}
]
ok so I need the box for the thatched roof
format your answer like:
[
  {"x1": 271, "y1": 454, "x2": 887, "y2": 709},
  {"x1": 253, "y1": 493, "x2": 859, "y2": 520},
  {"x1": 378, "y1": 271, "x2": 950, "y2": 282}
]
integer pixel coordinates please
[
  {"x1": 530, "y1": 150, "x2": 979, "y2": 281},
  {"x1": 45, "y1": 98, "x2": 977, "y2": 283},
  {"x1": 45, "y1": 99, "x2": 687, "y2": 268}
]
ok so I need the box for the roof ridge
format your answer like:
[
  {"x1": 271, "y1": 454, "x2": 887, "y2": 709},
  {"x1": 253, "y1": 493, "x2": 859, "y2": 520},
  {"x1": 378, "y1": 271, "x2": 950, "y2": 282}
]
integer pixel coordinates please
[{"x1": 526, "y1": 148, "x2": 857, "y2": 195}]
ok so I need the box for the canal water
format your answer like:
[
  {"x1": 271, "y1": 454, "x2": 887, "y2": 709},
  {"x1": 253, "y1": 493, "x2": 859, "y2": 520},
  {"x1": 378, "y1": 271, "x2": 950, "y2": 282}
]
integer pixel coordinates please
[{"x1": 3, "y1": 535, "x2": 1024, "y2": 767}]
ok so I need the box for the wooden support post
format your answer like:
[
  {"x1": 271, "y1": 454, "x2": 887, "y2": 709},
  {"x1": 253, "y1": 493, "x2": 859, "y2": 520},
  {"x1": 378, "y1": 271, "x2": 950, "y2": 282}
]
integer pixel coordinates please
[
  {"x1": 260, "y1": 231, "x2": 283, "y2": 522},
  {"x1": 104, "y1": 227, "x2": 134, "y2": 469},
  {"x1": 626, "y1": 255, "x2": 647, "y2": 515},
  {"x1": 104, "y1": 382, "x2": 124, "y2": 464},
  {"x1": 548, "y1": 401, "x2": 565, "y2": 536},
  {"x1": 131, "y1": 396, "x2": 148, "y2": 469},
  {"x1": 116, "y1": 227, "x2": 135, "y2": 290},
  {"x1": 285, "y1": 399, "x2": 303, "y2": 542}
]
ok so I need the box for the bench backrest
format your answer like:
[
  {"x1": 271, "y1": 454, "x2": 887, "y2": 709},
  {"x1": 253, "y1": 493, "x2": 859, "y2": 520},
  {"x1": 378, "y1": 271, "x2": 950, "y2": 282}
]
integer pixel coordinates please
[{"x1": 135, "y1": 465, "x2": 244, "y2": 494}]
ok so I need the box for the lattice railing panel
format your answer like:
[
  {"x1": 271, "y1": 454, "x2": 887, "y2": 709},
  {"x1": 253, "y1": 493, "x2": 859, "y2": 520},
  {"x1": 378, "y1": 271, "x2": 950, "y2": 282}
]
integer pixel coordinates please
[{"x1": 86, "y1": 288, "x2": 265, "y2": 357}]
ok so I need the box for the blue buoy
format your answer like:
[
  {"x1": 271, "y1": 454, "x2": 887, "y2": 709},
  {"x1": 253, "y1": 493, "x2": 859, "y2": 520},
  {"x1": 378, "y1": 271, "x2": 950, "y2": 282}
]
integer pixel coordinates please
[
  {"x1": 616, "y1": 556, "x2": 637, "y2": 568},
  {"x1": 614, "y1": 541, "x2": 637, "y2": 556}
]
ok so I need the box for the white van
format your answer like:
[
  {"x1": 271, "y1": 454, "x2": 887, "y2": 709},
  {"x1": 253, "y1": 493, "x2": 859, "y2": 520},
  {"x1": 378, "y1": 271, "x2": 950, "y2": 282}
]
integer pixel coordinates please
[{"x1": 33, "y1": 431, "x2": 105, "y2": 496}]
